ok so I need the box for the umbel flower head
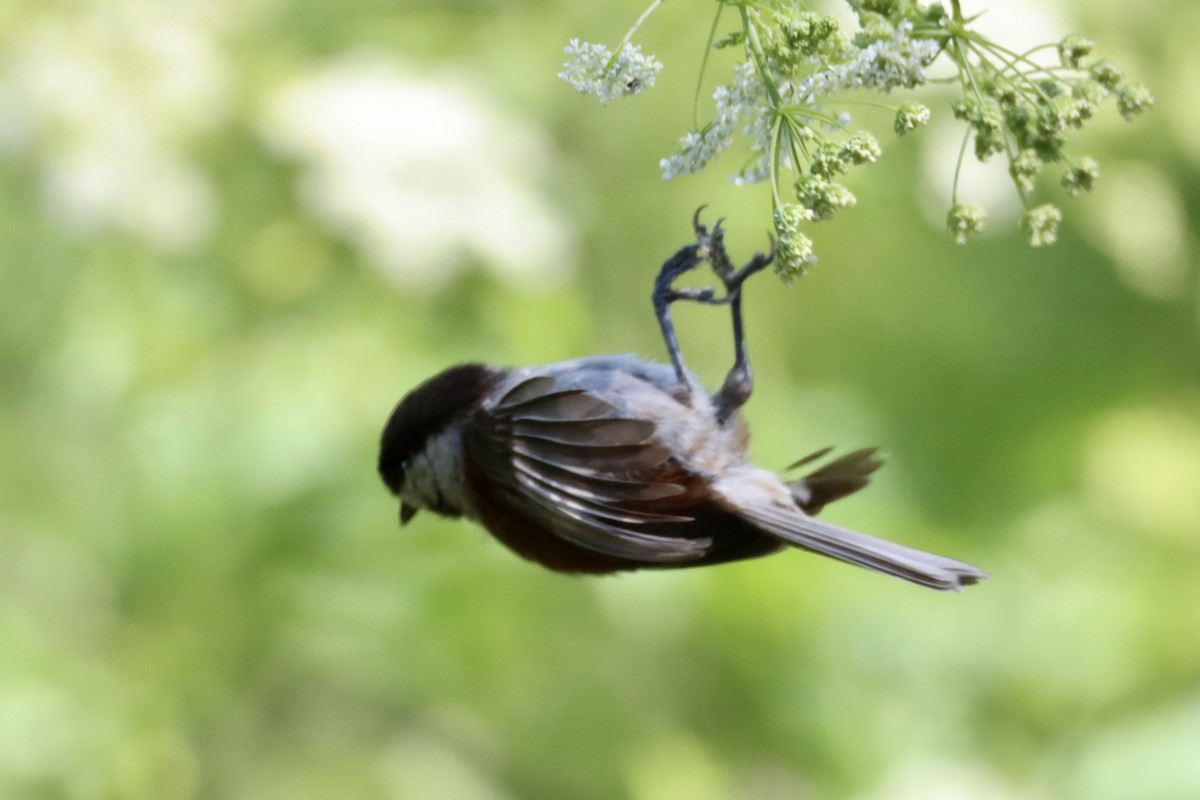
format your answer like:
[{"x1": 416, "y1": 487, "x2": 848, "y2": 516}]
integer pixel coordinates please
[
  {"x1": 894, "y1": 101, "x2": 931, "y2": 137},
  {"x1": 659, "y1": 62, "x2": 761, "y2": 180},
  {"x1": 558, "y1": 39, "x2": 662, "y2": 104},
  {"x1": 559, "y1": 0, "x2": 1154, "y2": 267},
  {"x1": 947, "y1": 204, "x2": 986, "y2": 245},
  {"x1": 1022, "y1": 204, "x2": 1063, "y2": 247},
  {"x1": 1062, "y1": 158, "x2": 1100, "y2": 196},
  {"x1": 773, "y1": 203, "x2": 817, "y2": 283}
]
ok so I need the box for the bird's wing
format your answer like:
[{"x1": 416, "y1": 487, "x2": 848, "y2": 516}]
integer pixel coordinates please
[
  {"x1": 464, "y1": 375, "x2": 709, "y2": 563},
  {"x1": 712, "y1": 470, "x2": 988, "y2": 591}
]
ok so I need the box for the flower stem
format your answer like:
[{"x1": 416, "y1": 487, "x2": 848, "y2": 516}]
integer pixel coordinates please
[
  {"x1": 951, "y1": 127, "x2": 970, "y2": 205},
  {"x1": 739, "y1": 4, "x2": 783, "y2": 107},
  {"x1": 605, "y1": 0, "x2": 665, "y2": 72},
  {"x1": 694, "y1": 2, "x2": 724, "y2": 127}
]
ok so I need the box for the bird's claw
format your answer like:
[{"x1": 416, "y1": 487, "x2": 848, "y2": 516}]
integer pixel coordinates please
[
  {"x1": 691, "y1": 207, "x2": 775, "y2": 294},
  {"x1": 656, "y1": 209, "x2": 776, "y2": 399}
]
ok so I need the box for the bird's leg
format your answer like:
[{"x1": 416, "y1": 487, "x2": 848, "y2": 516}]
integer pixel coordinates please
[
  {"x1": 653, "y1": 208, "x2": 774, "y2": 406},
  {"x1": 694, "y1": 217, "x2": 776, "y2": 423},
  {"x1": 652, "y1": 242, "x2": 706, "y2": 392}
]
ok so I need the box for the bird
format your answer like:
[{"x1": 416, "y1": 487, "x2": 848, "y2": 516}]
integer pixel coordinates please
[{"x1": 378, "y1": 212, "x2": 987, "y2": 591}]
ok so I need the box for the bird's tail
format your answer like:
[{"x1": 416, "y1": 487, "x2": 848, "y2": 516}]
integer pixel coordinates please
[
  {"x1": 716, "y1": 469, "x2": 988, "y2": 591},
  {"x1": 785, "y1": 446, "x2": 884, "y2": 515}
]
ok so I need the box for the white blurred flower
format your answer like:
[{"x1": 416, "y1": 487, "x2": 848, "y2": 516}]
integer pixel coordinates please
[
  {"x1": 259, "y1": 53, "x2": 575, "y2": 292},
  {"x1": 860, "y1": 759, "x2": 1046, "y2": 800},
  {"x1": 0, "y1": 5, "x2": 227, "y2": 251},
  {"x1": 1085, "y1": 407, "x2": 1200, "y2": 541},
  {"x1": 1079, "y1": 162, "x2": 1188, "y2": 300},
  {"x1": 919, "y1": 119, "x2": 1019, "y2": 233},
  {"x1": 952, "y1": 0, "x2": 1069, "y2": 57}
]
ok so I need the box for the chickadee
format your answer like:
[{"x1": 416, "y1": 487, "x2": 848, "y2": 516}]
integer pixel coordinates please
[{"x1": 379, "y1": 214, "x2": 987, "y2": 591}]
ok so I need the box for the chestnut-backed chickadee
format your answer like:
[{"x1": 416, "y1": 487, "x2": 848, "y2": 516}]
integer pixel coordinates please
[{"x1": 379, "y1": 214, "x2": 987, "y2": 590}]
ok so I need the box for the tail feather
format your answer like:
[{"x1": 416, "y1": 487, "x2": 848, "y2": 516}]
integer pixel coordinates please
[
  {"x1": 786, "y1": 447, "x2": 884, "y2": 515},
  {"x1": 717, "y1": 456, "x2": 987, "y2": 591},
  {"x1": 744, "y1": 506, "x2": 988, "y2": 587},
  {"x1": 733, "y1": 501, "x2": 988, "y2": 592}
]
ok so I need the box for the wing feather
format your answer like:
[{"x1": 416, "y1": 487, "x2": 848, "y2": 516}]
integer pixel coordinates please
[
  {"x1": 466, "y1": 375, "x2": 707, "y2": 563},
  {"x1": 510, "y1": 439, "x2": 672, "y2": 473},
  {"x1": 512, "y1": 455, "x2": 687, "y2": 503},
  {"x1": 496, "y1": 376, "x2": 557, "y2": 407},
  {"x1": 512, "y1": 470, "x2": 692, "y2": 525},
  {"x1": 497, "y1": 389, "x2": 613, "y2": 421},
  {"x1": 512, "y1": 417, "x2": 656, "y2": 447}
]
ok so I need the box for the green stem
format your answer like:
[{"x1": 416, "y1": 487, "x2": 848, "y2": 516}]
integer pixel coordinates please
[
  {"x1": 951, "y1": 126, "x2": 970, "y2": 205},
  {"x1": 957, "y1": 39, "x2": 987, "y2": 105},
  {"x1": 974, "y1": 42, "x2": 1066, "y2": 107},
  {"x1": 739, "y1": 4, "x2": 783, "y2": 107},
  {"x1": 826, "y1": 98, "x2": 905, "y2": 113},
  {"x1": 788, "y1": 107, "x2": 849, "y2": 131},
  {"x1": 604, "y1": 0, "x2": 665, "y2": 72},
  {"x1": 971, "y1": 36, "x2": 1066, "y2": 85},
  {"x1": 770, "y1": 115, "x2": 785, "y2": 207},
  {"x1": 693, "y1": 2, "x2": 725, "y2": 127},
  {"x1": 1000, "y1": 135, "x2": 1031, "y2": 209},
  {"x1": 784, "y1": 116, "x2": 813, "y2": 174},
  {"x1": 1014, "y1": 42, "x2": 1060, "y2": 63}
]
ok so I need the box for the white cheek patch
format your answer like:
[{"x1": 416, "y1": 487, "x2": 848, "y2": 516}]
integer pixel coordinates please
[{"x1": 401, "y1": 424, "x2": 469, "y2": 516}]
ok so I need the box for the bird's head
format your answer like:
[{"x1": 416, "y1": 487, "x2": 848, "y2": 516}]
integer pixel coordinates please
[{"x1": 378, "y1": 363, "x2": 502, "y2": 523}]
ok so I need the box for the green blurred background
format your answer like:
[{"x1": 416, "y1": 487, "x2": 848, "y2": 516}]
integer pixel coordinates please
[{"x1": 1, "y1": 0, "x2": 1197, "y2": 798}]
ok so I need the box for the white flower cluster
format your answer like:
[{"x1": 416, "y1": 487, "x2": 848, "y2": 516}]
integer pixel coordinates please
[
  {"x1": 558, "y1": 39, "x2": 662, "y2": 105},
  {"x1": 795, "y1": 21, "x2": 938, "y2": 101},
  {"x1": 660, "y1": 63, "x2": 767, "y2": 180},
  {"x1": 660, "y1": 19, "x2": 937, "y2": 184},
  {"x1": 731, "y1": 68, "x2": 778, "y2": 184},
  {"x1": 262, "y1": 56, "x2": 574, "y2": 290},
  {"x1": 0, "y1": 5, "x2": 228, "y2": 251}
]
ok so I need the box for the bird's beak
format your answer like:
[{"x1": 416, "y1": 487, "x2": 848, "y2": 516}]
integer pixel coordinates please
[{"x1": 400, "y1": 502, "x2": 419, "y2": 526}]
